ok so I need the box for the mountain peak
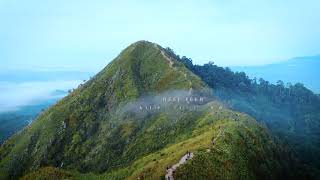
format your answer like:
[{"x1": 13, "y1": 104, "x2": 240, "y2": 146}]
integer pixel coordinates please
[
  {"x1": 95, "y1": 40, "x2": 206, "y2": 97},
  {"x1": 0, "y1": 41, "x2": 208, "y2": 179},
  {"x1": 124, "y1": 40, "x2": 159, "y2": 53},
  {"x1": 131, "y1": 40, "x2": 155, "y2": 46},
  {"x1": 121, "y1": 40, "x2": 171, "y2": 63}
]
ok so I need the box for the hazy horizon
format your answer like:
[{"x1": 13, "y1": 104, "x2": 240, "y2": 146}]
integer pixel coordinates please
[
  {"x1": 1, "y1": 0, "x2": 319, "y2": 111},
  {"x1": 1, "y1": 0, "x2": 320, "y2": 72}
]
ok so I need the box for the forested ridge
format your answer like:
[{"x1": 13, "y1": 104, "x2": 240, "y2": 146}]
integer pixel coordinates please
[{"x1": 165, "y1": 47, "x2": 320, "y2": 175}]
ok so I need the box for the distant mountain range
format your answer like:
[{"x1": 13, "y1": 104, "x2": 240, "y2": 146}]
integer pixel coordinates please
[
  {"x1": 232, "y1": 55, "x2": 320, "y2": 93},
  {"x1": 0, "y1": 97, "x2": 61, "y2": 144}
]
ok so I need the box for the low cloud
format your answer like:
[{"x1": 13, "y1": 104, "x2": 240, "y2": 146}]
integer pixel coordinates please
[
  {"x1": 117, "y1": 89, "x2": 214, "y2": 120},
  {"x1": 0, "y1": 80, "x2": 82, "y2": 112}
]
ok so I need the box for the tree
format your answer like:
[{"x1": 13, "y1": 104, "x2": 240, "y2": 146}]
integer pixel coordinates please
[
  {"x1": 180, "y1": 56, "x2": 193, "y2": 70},
  {"x1": 276, "y1": 80, "x2": 285, "y2": 97}
]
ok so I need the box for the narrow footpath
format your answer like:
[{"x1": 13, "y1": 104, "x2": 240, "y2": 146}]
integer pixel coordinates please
[
  {"x1": 165, "y1": 152, "x2": 194, "y2": 180},
  {"x1": 165, "y1": 129, "x2": 223, "y2": 180}
]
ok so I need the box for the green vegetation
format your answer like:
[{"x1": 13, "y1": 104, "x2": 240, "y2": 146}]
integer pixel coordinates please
[
  {"x1": 20, "y1": 102, "x2": 295, "y2": 180},
  {"x1": 21, "y1": 167, "x2": 74, "y2": 180},
  {"x1": 171, "y1": 49, "x2": 320, "y2": 177},
  {"x1": 0, "y1": 41, "x2": 306, "y2": 179}
]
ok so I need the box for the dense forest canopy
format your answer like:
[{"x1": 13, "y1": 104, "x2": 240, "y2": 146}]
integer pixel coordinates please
[{"x1": 166, "y1": 47, "x2": 319, "y2": 100}]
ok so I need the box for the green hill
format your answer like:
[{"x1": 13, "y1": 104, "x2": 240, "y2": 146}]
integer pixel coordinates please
[
  {"x1": 173, "y1": 51, "x2": 320, "y2": 177},
  {"x1": 0, "y1": 41, "x2": 298, "y2": 179}
]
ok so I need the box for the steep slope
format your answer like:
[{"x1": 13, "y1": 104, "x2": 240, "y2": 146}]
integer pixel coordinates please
[
  {"x1": 0, "y1": 41, "x2": 296, "y2": 179},
  {"x1": 0, "y1": 41, "x2": 205, "y2": 179}
]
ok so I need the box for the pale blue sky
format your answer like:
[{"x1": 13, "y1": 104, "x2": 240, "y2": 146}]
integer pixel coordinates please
[{"x1": 1, "y1": 0, "x2": 319, "y2": 72}]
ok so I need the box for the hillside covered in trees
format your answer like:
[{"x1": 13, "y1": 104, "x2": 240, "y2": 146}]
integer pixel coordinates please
[{"x1": 165, "y1": 47, "x2": 320, "y2": 175}]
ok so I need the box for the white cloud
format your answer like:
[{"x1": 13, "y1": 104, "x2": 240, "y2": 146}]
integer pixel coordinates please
[{"x1": 0, "y1": 80, "x2": 81, "y2": 112}]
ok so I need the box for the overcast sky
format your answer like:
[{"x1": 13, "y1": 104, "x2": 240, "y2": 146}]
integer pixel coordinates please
[{"x1": 1, "y1": 0, "x2": 319, "y2": 72}]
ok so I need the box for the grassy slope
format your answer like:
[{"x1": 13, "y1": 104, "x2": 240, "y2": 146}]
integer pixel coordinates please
[
  {"x1": 23, "y1": 102, "x2": 292, "y2": 180},
  {"x1": 0, "y1": 41, "x2": 205, "y2": 179},
  {"x1": 96, "y1": 102, "x2": 291, "y2": 180}
]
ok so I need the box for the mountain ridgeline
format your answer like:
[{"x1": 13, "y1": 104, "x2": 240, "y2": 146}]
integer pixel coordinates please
[
  {"x1": 169, "y1": 48, "x2": 320, "y2": 176},
  {"x1": 0, "y1": 41, "x2": 315, "y2": 179}
]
